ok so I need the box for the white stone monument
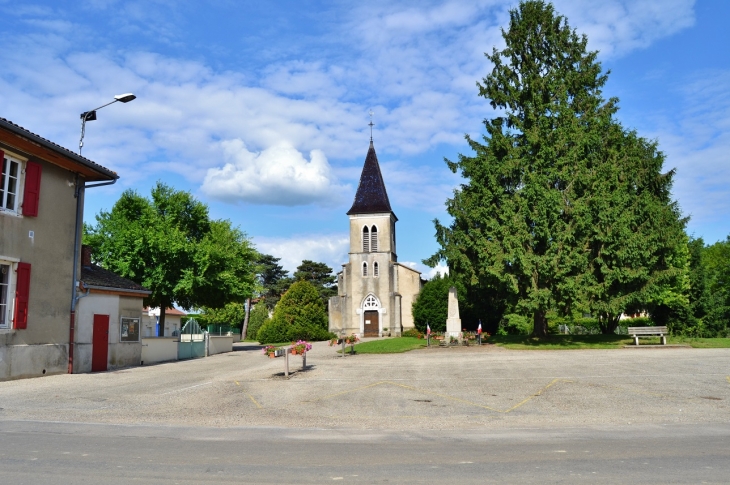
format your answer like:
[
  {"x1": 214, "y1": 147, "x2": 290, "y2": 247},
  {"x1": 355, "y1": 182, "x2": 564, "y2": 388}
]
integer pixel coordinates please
[{"x1": 445, "y1": 286, "x2": 461, "y2": 338}]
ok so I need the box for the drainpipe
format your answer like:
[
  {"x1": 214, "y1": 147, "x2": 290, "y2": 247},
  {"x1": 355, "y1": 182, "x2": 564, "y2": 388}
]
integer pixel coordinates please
[{"x1": 68, "y1": 176, "x2": 117, "y2": 374}]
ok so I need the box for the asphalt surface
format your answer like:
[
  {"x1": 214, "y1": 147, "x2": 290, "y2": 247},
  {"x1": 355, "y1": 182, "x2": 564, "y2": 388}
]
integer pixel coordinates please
[
  {"x1": 1, "y1": 420, "x2": 729, "y2": 484},
  {"x1": 1, "y1": 341, "x2": 729, "y2": 483}
]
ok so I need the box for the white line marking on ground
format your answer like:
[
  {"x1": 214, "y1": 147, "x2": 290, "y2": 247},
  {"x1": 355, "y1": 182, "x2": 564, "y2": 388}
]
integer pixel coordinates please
[{"x1": 160, "y1": 382, "x2": 212, "y2": 395}]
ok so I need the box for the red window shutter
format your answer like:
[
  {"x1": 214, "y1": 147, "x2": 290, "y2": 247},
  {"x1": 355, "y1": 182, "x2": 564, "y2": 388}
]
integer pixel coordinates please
[
  {"x1": 14, "y1": 262, "x2": 31, "y2": 329},
  {"x1": 22, "y1": 161, "x2": 42, "y2": 217}
]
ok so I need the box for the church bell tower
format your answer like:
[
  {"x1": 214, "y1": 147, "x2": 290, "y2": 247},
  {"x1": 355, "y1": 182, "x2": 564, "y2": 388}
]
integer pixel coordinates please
[{"x1": 328, "y1": 133, "x2": 422, "y2": 337}]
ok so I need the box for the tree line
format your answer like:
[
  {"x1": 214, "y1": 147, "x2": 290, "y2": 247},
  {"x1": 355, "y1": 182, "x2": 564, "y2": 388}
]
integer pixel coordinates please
[{"x1": 84, "y1": 182, "x2": 337, "y2": 341}]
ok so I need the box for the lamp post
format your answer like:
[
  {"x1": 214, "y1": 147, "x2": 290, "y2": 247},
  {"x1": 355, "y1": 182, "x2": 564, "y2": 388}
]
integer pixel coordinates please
[
  {"x1": 78, "y1": 93, "x2": 136, "y2": 155},
  {"x1": 68, "y1": 93, "x2": 133, "y2": 374}
]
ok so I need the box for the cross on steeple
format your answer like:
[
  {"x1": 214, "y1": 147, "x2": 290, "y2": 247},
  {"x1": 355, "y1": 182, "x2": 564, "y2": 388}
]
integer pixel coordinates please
[{"x1": 368, "y1": 110, "x2": 374, "y2": 143}]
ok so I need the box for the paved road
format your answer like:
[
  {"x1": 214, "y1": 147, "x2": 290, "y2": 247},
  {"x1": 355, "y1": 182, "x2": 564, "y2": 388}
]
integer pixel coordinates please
[
  {"x1": 1, "y1": 342, "x2": 729, "y2": 482},
  {"x1": 1, "y1": 420, "x2": 729, "y2": 484}
]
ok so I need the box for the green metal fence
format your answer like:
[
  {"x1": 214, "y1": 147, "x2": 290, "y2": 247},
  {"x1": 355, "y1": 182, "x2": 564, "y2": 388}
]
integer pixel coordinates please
[{"x1": 207, "y1": 324, "x2": 233, "y2": 336}]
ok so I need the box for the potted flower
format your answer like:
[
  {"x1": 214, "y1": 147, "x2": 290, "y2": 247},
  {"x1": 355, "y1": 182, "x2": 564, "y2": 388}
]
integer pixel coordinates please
[
  {"x1": 262, "y1": 345, "x2": 278, "y2": 358},
  {"x1": 291, "y1": 340, "x2": 312, "y2": 355},
  {"x1": 344, "y1": 333, "x2": 360, "y2": 345}
]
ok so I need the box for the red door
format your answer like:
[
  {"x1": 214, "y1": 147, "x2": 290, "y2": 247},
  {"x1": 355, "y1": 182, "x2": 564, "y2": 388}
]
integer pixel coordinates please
[{"x1": 92, "y1": 314, "x2": 109, "y2": 372}]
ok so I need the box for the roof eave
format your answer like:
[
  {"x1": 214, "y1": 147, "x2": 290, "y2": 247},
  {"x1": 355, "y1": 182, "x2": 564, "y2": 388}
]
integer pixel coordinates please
[{"x1": 0, "y1": 118, "x2": 118, "y2": 181}]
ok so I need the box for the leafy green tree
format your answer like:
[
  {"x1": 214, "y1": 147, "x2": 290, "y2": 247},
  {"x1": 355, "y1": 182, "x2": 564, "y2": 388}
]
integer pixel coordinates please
[
  {"x1": 412, "y1": 274, "x2": 454, "y2": 333},
  {"x1": 202, "y1": 302, "x2": 246, "y2": 334},
  {"x1": 256, "y1": 280, "x2": 331, "y2": 343},
  {"x1": 703, "y1": 236, "x2": 730, "y2": 336},
  {"x1": 293, "y1": 260, "x2": 338, "y2": 304},
  {"x1": 85, "y1": 182, "x2": 256, "y2": 335}
]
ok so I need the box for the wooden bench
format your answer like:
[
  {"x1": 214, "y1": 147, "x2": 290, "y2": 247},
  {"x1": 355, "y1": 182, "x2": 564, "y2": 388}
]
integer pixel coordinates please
[{"x1": 628, "y1": 326, "x2": 667, "y2": 346}]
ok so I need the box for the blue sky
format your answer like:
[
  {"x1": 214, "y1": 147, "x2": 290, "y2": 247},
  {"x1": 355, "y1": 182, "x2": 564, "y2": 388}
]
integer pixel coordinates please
[{"x1": 1, "y1": 0, "x2": 728, "y2": 276}]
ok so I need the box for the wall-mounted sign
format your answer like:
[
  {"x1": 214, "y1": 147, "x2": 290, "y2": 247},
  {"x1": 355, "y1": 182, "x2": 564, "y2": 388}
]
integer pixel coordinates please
[{"x1": 120, "y1": 317, "x2": 140, "y2": 342}]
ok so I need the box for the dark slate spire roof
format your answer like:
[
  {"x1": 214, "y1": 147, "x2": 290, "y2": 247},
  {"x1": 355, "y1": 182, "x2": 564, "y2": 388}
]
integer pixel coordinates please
[{"x1": 347, "y1": 141, "x2": 395, "y2": 217}]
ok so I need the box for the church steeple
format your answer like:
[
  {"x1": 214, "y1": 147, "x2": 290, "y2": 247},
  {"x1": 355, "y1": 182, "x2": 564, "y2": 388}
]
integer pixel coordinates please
[{"x1": 346, "y1": 141, "x2": 395, "y2": 217}]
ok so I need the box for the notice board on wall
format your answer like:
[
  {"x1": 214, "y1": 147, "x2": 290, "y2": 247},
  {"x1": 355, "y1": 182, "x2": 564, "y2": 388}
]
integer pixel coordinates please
[{"x1": 120, "y1": 317, "x2": 140, "y2": 342}]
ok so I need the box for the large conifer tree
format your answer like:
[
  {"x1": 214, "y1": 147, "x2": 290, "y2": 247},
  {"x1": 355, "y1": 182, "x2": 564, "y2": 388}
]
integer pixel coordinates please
[{"x1": 427, "y1": 0, "x2": 686, "y2": 336}]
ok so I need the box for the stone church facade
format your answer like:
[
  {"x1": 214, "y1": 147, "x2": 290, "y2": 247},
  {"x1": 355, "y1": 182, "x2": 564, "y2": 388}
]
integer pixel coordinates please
[{"x1": 328, "y1": 141, "x2": 423, "y2": 337}]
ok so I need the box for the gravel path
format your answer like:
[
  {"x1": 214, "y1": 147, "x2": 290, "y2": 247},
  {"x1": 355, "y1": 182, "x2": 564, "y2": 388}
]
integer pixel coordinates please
[{"x1": 0, "y1": 341, "x2": 728, "y2": 430}]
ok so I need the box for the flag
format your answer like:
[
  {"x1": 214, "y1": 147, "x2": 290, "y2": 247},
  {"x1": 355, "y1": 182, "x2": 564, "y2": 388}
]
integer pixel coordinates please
[
  {"x1": 427, "y1": 323, "x2": 431, "y2": 335},
  {"x1": 477, "y1": 320, "x2": 482, "y2": 335}
]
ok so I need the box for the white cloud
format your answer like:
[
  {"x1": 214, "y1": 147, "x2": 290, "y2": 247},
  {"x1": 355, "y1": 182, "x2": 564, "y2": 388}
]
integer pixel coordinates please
[
  {"x1": 400, "y1": 260, "x2": 449, "y2": 280},
  {"x1": 554, "y1": 0, "x2": 696, "y2": 58},
  {"x1": 254, "y1": 234, "x2": 350, "y2": 274},
  {"x1": 201, "y1": 140, "x2": 347, "y2": 206},
  {"x1": 0, "y1": 0, "x2": 701, "y2": 214},
  {"x1": 378, "y1": 159, "x2": 459, "y2": 213},
  {"x1": 650, "y1": 70, "x2": 730, "y2": 243}
]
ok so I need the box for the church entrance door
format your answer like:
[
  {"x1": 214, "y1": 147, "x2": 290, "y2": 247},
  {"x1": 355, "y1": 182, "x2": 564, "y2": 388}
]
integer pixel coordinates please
[{"x1": 363, "y1": 310, "x2": 379, "y2": 337}]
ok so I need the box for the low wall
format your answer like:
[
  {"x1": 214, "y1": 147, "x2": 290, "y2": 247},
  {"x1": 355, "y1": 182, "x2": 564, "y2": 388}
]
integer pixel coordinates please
[
  {"x1": 141, "y1": 337, "x2": 178, "y2": 365},
  {"x1": 0, "y1": 343, "x2": 68, "y2": 380},
  {"x1": 108, "y1": 342, "x2": 142, "y2": 370},
  {"x1": 208, "y1": 336, "x2": 233, "y2": 356}
]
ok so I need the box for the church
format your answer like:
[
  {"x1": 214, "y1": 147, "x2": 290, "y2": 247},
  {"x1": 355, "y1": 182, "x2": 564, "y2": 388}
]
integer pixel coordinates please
[{"x1": 328, "y1": 138, "x2": 423, "y2": 337}]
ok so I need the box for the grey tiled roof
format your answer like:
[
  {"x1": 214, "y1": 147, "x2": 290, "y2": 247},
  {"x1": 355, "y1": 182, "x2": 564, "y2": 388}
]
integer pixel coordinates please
[
  {"x1": 0, "y1": 117, "x2": 118, "y2": 180},
  {"x1": 81, "y1": 264, "x2": 149, "y2": 292},
  {"x1": 347, "y1": 141, "x2": 394, "y2": 216}
]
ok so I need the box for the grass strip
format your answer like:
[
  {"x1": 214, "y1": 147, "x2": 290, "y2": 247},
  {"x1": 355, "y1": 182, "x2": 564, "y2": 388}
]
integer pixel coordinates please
[
  {"x1": 490, "y1": 335, "x2": 730, "y2": 349},
  {"x1": 351, "y1": 337, "x2": 428, "y2": 354}
]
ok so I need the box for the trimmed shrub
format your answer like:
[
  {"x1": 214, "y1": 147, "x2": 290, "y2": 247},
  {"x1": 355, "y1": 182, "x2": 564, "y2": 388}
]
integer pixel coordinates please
[
  {"x1": 257, "y1": 280, "x2": 333, "y2": 344},
  {"x1": 256, "y1": 317, "x2": 286, "y2": 343}
]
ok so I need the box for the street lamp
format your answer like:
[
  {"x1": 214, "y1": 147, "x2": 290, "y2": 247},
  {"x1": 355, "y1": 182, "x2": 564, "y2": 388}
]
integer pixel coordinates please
[{"x1": 78, "y1": 93, "x2": 136, "y2": 155}]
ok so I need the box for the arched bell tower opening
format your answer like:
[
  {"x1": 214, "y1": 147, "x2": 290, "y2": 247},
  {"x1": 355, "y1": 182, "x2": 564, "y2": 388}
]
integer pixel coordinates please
[{"x1": 361, "y1": 294, "x2": 381, "y2": 337}]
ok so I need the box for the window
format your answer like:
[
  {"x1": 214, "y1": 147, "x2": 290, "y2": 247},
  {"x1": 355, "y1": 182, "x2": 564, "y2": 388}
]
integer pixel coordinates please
[
  {"x1": 362, "y1": 226, "x2": 370, "y2": 252},
  {"x1": 0, "y1": 262, "x2": 11, "y2": 329},
  {"x1": 0, "y1": 150, "x2": 41, "y2": 217},
  {"x1": 370, "y1": 226, "x2": 378, "y2": 251},
  {"x1": 362, "y1": 262, "x2": 368, "y2": 277},
  {"x1": 373, "y1": 262, "x2": 379, "y2": 277},
  {"x1": 363, "y1": 294, "x2": 378, "y2": 310},
  {"x1": 0, "y1": 259, "x2": 30, "y2": 330},
  {"x1": 1, "y1": 153, "x2": 20, "y2": 212}
]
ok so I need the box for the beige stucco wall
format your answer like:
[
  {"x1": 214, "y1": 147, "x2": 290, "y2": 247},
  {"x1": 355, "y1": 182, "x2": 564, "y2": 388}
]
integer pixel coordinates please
[
  {"x1": 141, "y1": 337, "x2": 178, "y2": 365},
  {"x1": 75, "y1": 293, "x2": 144, "y2": 373},
  {"x1": 1, "y1": 152, "x2": 80, "y2": 380},
  {"x1": 208, "y1": 335, "x2": 232, "y2": 355},
  {"x1": 348, "y1": 213, "x2": 397, "y2": 256},
  {"x1": 395, "y1": 264, "x2": 422, "y2": 331}
]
